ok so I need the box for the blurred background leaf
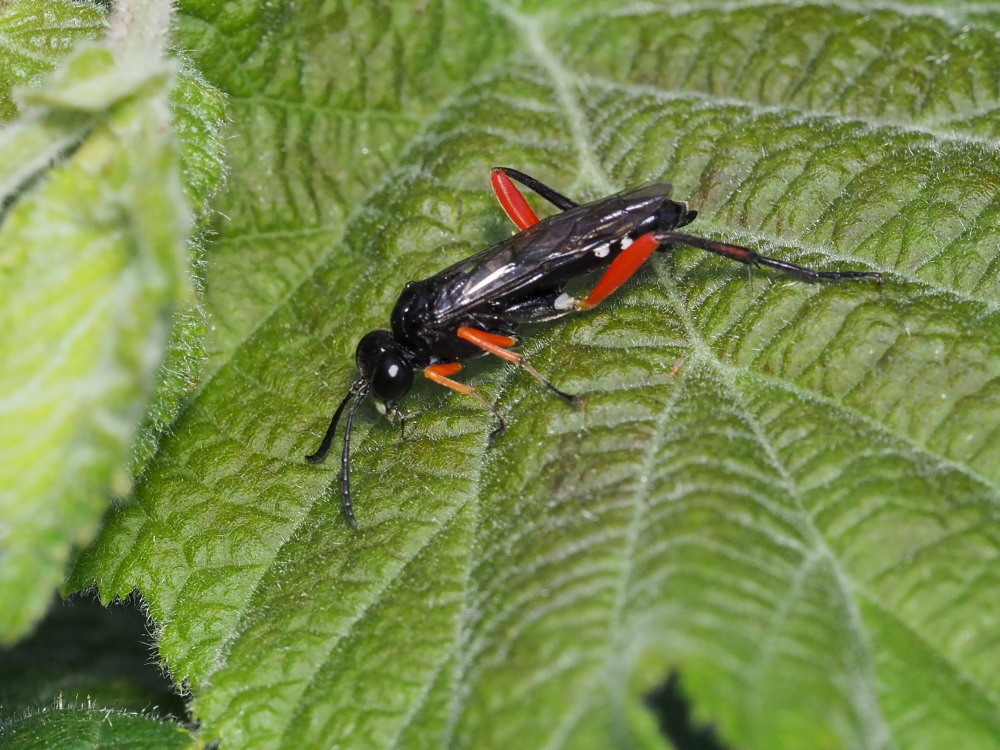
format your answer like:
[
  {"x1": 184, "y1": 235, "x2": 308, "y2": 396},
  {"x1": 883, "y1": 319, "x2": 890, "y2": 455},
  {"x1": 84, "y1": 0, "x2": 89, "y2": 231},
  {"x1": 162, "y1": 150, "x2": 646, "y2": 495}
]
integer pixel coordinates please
[{"x1": 0, "y1": 0, "x2": 224, "y2": 645}]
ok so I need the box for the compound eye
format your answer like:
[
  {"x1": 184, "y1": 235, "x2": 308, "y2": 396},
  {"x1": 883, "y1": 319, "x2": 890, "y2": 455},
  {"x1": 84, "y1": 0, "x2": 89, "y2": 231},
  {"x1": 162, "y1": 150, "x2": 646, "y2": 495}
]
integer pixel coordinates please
[{"x1": 371, "y1": 352, "x2": 413, "y2": 403}]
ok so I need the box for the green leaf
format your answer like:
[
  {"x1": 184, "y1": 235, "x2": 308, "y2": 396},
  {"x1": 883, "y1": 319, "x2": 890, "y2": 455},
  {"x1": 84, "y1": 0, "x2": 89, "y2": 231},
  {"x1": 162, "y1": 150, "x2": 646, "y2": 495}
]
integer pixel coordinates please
[
  {"x1": 0, "y1": 707, "x2": 189, "y2": 750},
  {"x1": 0, "y1": 595, "x2": 186, "y2": 718},
  {"x1": 0, "y1": 1, "x2": 209, "y2": 643},
  {"x1": 72, "y1": 1, "x2": 1000, "y2": 749},
  {"x1": 0, "y1": 0, "x2": 105, "y2": 123}
]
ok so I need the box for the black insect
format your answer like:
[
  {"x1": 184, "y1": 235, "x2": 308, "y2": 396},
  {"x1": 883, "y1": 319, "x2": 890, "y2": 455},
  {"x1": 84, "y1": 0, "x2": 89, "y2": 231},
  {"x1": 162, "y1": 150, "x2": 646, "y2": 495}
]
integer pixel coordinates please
[{"x1": 307, "y1": 168, "x2": 882, "y2": 526}]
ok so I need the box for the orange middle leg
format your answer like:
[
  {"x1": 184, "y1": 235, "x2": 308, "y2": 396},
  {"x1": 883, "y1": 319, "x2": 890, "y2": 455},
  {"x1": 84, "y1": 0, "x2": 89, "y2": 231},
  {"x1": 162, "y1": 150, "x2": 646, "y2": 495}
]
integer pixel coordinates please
[
  {"x1": 456, "y1": 327, "x2": 579, "y2": 405},
  {"x1": 424, "y1": 362, "x2": 506, "y2": 441}
]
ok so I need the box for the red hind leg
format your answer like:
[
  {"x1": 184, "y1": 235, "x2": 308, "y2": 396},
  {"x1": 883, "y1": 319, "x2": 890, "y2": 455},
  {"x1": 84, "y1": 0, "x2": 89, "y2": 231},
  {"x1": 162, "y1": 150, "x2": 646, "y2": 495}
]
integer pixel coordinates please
[
  {"x1": 583, "y1": 228, "x2": 882, "y2": 310},
  {"x1": 583, "y1": 232, "x2": 661, "y2": 308},
  {"x1": 490, "y1": 168, "x2": 540, "y2": 230},
  {"x1": 489, "y1": 167, "x2": 582, "y2": 229}
]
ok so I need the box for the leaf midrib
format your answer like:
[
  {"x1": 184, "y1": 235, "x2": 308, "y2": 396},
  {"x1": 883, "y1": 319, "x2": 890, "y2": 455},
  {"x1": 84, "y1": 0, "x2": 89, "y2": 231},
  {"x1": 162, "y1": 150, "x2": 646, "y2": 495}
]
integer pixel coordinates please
[
  {"x1": 654, "y1": 257, "x2": 1000, "y2": 737},
  {"x1": 657, "y1": 264, "x2": 894, "y2": 747}
]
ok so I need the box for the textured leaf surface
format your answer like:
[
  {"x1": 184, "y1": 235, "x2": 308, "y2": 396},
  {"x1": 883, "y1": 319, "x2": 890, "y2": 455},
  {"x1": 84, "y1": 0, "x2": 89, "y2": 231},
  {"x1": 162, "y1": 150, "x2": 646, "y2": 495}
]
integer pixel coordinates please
[
  {"x1": 72, "y1": 1, "x2": 1000, "y2": 749},
  {"x1": 0, "y1": 707, "x2": 189, "y2": 750}
]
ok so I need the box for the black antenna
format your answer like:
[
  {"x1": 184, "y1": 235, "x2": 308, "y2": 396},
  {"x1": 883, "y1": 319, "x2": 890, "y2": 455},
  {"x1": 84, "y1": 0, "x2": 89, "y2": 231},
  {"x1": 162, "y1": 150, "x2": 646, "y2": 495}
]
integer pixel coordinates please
[
  {"x1": 305, "y1": 380, "x2": 365, "y2": 464},
  {"x1": 338, "y1": 383, "x2": 369, "y2": 527},
  {"x1": 306, "y1": 379, "x2": 370, "y2": 526}
]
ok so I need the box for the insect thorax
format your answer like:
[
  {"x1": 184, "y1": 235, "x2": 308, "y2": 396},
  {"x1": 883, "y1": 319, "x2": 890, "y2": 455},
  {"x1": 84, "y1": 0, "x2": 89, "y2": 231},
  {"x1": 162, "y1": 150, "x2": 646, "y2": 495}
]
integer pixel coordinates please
[{"x1": 389, "y1": 278, "x2": 481, "y2": 365}]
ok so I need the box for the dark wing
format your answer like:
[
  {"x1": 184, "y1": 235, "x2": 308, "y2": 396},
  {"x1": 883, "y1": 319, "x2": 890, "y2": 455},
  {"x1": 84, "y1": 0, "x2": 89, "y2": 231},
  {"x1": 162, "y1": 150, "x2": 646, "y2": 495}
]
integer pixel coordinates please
[{"x1": 429, "y1": 182, "x2": 672, "y2": 324}]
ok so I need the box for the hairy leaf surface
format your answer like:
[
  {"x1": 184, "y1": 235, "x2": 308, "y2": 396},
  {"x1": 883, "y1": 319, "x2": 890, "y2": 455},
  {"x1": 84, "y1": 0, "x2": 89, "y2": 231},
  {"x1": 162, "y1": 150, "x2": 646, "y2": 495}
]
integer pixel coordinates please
[{"x1": 0, "y1": 707, "x2": 189, "y2": 749}]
